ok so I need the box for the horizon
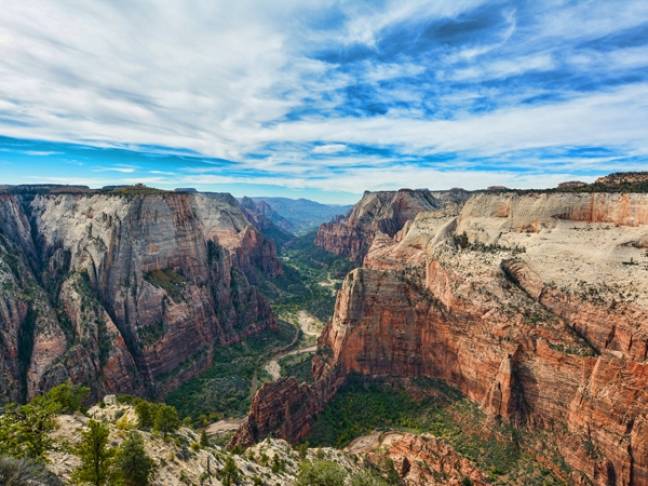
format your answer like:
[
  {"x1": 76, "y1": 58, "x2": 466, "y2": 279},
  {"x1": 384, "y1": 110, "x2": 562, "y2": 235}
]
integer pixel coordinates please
[{"x1": 1, "y1": 1, "x2": 648, "y2": 203}]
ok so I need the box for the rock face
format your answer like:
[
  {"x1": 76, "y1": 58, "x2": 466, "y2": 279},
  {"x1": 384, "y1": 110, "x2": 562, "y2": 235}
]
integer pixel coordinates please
[
  {"x1": 347, "y1": 432, "x2": 489, "y2": 486},
  {"x1": 315, "y1": 188, "x2": 470, "y2": 263},
  {"x1": 236, "y1": 189, "x2": 648, "y2": 486},
  {"x1": 0, "y1": 186, "x2": 280, "y2": 403},
  {"x1": 594, "y1": 172, "x2": 648, "y2": 190}
]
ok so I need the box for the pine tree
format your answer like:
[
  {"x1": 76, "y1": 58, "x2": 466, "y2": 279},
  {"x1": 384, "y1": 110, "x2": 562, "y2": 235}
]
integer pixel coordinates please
[
  {"x1": 112, "y1": 432, "x2": 155, "y2": 486},
  {"x1": 200, "y1": 429, "x2": 209, "y2": 447},
  {"x1": 152, "y1": 404, "x2": 179, "y2": 435},
  {"x1": 221, "y1": 455, "x2": 240, "y2": 486},
  {"x1": 73, "y1": 420, "x2": 113, "y2": 486}
]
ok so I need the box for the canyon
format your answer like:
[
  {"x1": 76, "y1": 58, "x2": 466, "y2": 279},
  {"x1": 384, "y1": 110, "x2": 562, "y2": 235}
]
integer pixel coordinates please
[
  {"x1": 1, "y1": 175, "x2": 647, "y2": 485},
  {"x1": 234, "y1": 177, "x2": 648, "y2": 486},
  {"x1": 0, "y1": 185, "x2": 280, "y2": 403}
]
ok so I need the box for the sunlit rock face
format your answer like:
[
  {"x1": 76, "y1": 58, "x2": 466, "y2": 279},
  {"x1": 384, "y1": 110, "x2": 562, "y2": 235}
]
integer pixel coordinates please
[
  {"x1": 237, "y1": 188, "x2": 648, "y2": 486},
  {"x1": 315, "y1": 188, "x2": 470, "y2": 263},
  {"x1": 0, "y1": 186, "x2": 280, "y2": 402}
]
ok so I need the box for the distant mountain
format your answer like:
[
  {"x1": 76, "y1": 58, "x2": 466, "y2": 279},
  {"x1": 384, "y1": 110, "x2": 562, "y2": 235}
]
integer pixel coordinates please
[{"x1": 251, "y1": 197, "x2": 352, "y2": 235}]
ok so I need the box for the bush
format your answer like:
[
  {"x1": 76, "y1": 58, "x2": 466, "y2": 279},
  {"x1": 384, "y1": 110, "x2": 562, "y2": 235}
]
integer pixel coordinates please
[
  {"x1": 39, "y1": 382, "x2": 90, "y2": 414},
  {"x1": 296, "y1": 460, "x2": 347, "y2": 486},
  {"x1": 73, "y1": 420, "x2": 113, "y2": 486},
  {"x1": 0, "y1": 455, "x2": 63, "y2": 485},
  {"x1": 0, "y1": 401, "x2": 55, "y2": 458},
  {"x1": 112, "y1": 432, "x2": 155, "y2": 486},
  {"x1": 350, "y1": 470, "x2": 390, "y2": 486},
  {"x1": 153, "y1": 404, "x2": 179, "y2": 435},
  {"x1": 220, "y1": 455, "x2": 240, "y2": 486},
  {"x1": 134, "y1": 400, "x2": 154, "y2": 429}
]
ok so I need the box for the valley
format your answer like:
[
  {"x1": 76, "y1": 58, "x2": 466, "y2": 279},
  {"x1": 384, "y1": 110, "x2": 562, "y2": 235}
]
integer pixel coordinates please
[{"x1": 1, "y1": 174, "x2": 647, "y2": 485}]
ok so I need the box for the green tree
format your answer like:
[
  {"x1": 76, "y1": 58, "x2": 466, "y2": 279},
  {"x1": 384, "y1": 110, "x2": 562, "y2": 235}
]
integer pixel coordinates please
[
  {"x1": 152, "y1": 404, "x2": 179, "y2": 435},
  {"x1": 199, "y1": 430, "x2": 209, "y2": 448},
  {"x1": 112, "y1": 432, "x2": 154, "y2": 486},
  {"x1": 133, "y1": 400, "x2": 153, "y2": 429},
  {"x1": 73, "y1": 420, "x2": 113, "y2": 485},
  {"x1": 296, "y1": 460, "x2": 347, "y2": 486},
  {"x1": 0, "y1": 401, "x2": 56, "y2": 459},
  {"x1": 38, "y1": 382, "x2": 90, "y2": 414},
  {"x1": 220, "y1": 455, "x2": 240, "y2": 486},
  {"x1": 0, "y1": 382, "x2": 90, "y2": 460}
]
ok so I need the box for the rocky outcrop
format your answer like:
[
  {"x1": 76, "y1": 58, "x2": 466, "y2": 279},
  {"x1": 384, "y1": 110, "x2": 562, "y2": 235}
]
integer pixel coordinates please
[
  {"x1": 237, "y1": 187, "x2": 648, "y2": 486},
  {"x1": 45, "y1": 396, "x2": 375, "y2": 486},
  {"x1": 347, "y1": 432, "x2": 489, "y2": 486},
  {"x1": 594, "y1": 172, "x2": 648, "y2": 190},
  {"x1": 0, "y1": 186, "x2": 281, "y2": 402},
  {"x1": 315, "y1": 188, "x2": 470, "y2": 263}
]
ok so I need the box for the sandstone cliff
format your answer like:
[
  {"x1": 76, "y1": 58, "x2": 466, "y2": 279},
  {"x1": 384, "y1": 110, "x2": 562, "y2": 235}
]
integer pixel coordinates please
[
  {"x1": 315, "y1": 188, "x2": 470, "y2": 263},
  {"x1": 237, "y1": 189, "x2": 648, "y2": 486},
  {"x1": 0, "y1": 186, "x2": 280, "y2": 403}
]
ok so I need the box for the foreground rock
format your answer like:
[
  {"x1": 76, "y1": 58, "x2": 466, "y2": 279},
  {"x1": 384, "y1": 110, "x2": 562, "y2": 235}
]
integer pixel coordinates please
[
  {"x1": 42, "y1": 396, "x2": 397, "y2": 485},
  {"x1": 0, "y1": 185, "x2": 280, "y2": 402},
  {"x1": 236, "y1": 185, "x2": 648, "y2": 486}
]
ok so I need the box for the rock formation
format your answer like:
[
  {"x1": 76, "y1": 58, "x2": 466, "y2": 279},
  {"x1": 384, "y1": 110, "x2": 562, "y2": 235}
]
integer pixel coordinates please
[
  {"x1": 236, "y1": 186, "x2": 648, "y2": 486},
  {"x1": 0, "y1": 185, "x2": 280, "y2": 403},
  {"x1": 315, "y1": 188, "x2": 470, "y2": 263}
]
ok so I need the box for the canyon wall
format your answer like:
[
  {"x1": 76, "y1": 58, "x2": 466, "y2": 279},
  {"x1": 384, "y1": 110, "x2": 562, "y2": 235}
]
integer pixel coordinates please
[
  {"x1": 0, "y1": 186, "x2": 280, "y2": 403},
  {"x1": 237, "y1": 189, "x2": 648, "y2": 486},
  {"x1": 315, "y1": 188, "x2": 470, "y2": 263}
]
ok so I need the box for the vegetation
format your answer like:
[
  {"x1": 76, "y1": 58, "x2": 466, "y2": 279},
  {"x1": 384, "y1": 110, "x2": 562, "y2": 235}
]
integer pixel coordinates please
[
  {"x1": 264, "y1": 231, "x2": 353, "y2": 323},
  {"x1": 296, "y1": 460, "x2": 347, "y2": 486},
  {"x1": 307, "y1": 377, "x2": 563, "y2": 484},
  {"x1": 0, "y1": 455, "x2": 63, "y2": 485},
  {"x1": 112, "y1": 432, "x2": 155, "y2": 486},
  {"x1": 73, "y1": 420, "x2": 113, "y2": 486},
  {"x1": 152, "y1": 404, "x2": 180, "y2": 435},
  {"x1": 452, "y1": 232, "x2": 526, "y2": 254},
  {"x1": 279, "y1": 351, "x2": 315, "y2": 383},
  {"x1": 166, "y1": 321, "x2": 296, "y2": 421},
  {"x1": 0, "y1": 382, "x2": 89, "y2": 459},
  {"x1": 350, "y1": 470, "x2": 391, "y2": 486},
  {"x1": 143, "y1": 268, "x2": 186, "y2": 301},
  {"x1": 219, "y1": 455, "x2": 240, "y2": 486}
]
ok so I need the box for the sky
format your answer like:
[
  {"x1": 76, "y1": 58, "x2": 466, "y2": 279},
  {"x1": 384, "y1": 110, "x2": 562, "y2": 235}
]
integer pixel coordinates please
[{"x1": 0, "y1": 0, "x2": 647, "y2": 203}]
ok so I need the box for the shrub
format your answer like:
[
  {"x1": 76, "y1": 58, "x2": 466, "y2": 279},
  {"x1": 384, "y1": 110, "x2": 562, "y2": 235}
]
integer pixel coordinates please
[
  {"x1": 73, "y1": 420, "x2": 113, "y2": 486},
  {"x1": 220, "y1": 455, "x2": 240, "y2": 486},
  {"x1": 134, "y1": 400, "x2": 154, "y2": 429},
  {"x1": 112, "y1": 432, "x2": 155, "y2": 486},
  {"x1": 296, "y1": 460, "x2": 347, "y2": 486},
  {"x1": 153, "y1": 404, "x2": 180, "y2": 435},
  {"x1": 39, "y1": 382, "x2": 90, "y2": 414},
  {"x1": 200, "y1": 430, "x2": 209, "y2": 447},
  {"x1": 0, "y1": 455, "x2": 63, "y2": 485},
  {"x1": 0, "y1": 401, "x2": 55, "y2": 458},
  {"x1": 350, "y1": 470, "x2": 390, "y2": 486}
]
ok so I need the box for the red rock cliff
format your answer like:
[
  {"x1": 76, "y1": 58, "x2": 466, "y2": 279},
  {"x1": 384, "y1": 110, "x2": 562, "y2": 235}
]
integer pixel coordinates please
[
  {"x1": 0, "y1": 187, "x2": 281, "y2": 402},
  {"x1": 236, "y1": 190, "x2": 648, "y2": 486}
]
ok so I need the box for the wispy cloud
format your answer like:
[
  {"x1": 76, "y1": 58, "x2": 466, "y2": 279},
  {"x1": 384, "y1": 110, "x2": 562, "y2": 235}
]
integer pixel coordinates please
[{"x1": 0, "y1": 0, "x2": 647, "y2": 201}]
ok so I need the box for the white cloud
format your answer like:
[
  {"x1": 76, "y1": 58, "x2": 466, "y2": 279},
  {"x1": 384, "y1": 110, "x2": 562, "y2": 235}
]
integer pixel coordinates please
[
  {"x1": 0, "y1": 0, "x2": 647, "y2": 200},
  {"x1": 448, "y1": 53, "x2": 555, "y2": 81},
  {"x1": 312, "y1": 144, "x2": 347, "y2": 154}
]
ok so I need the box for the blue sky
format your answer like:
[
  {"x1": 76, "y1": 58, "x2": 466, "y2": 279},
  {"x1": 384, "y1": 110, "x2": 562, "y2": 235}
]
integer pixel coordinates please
[{"x1": 0, "y1": 0, "x2": 647, "y2": 203}]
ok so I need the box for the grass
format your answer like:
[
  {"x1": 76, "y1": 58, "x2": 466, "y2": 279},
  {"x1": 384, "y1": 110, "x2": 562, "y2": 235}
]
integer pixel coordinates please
[
  {"x1": 306, "y1": 377, "x2": 566, "y2": 485},
  {"x1": 165, "y1": 321, "x2": 296, "y2": 422}
]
